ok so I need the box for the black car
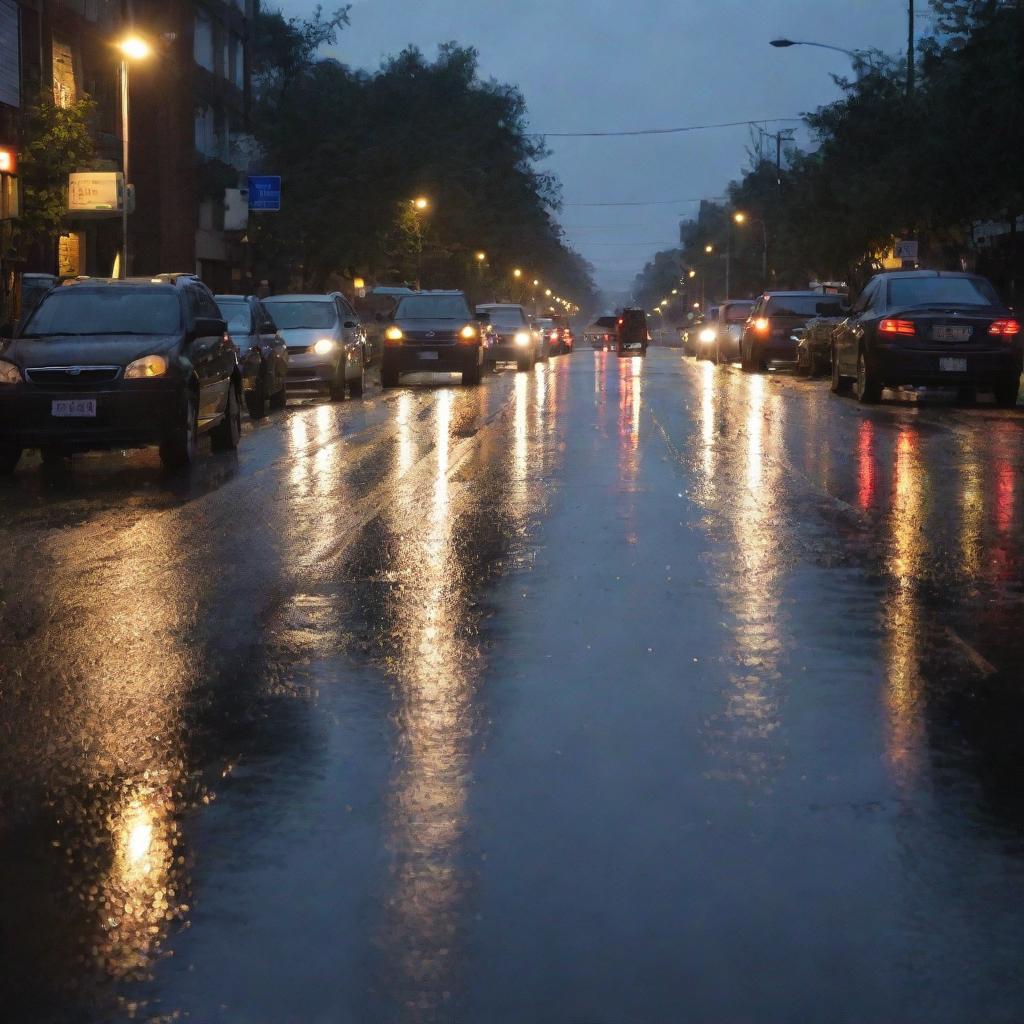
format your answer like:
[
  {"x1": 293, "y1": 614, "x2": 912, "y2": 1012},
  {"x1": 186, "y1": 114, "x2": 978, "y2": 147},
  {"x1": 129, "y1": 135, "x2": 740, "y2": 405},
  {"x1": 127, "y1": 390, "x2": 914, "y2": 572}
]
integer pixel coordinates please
[
  {"x1": 381, "y1": 291, "x2": 485, "y2": 387},
  {"x1": 831, "y1": 270, "x2": 1022, "y2": 406},
  {"x1": 216, "y1": 294, "x2": 289, "y2": 418},
  {"x1": 796, "y1": 314, "x2": 844, "y2": 377},
  {"x1": 616, "y1": 308, "x2": 649, "y2": 356},
  {"x1": 0, "y1": 275, "x2": 241, "y2": 473},
  {"x1": 740, "y1": 291, "x2": 846, "y2": 372}
]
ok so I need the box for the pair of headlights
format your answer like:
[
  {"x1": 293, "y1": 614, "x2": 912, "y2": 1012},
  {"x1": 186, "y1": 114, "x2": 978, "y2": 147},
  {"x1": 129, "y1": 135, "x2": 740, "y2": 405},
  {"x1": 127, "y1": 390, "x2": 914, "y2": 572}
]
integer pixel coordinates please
[
  {"x1": 0, "y1": 354, "x2": 169, "y2": 382},
  {"x1": 385, "y1": 326, "x2": 479, "y2": 343}
]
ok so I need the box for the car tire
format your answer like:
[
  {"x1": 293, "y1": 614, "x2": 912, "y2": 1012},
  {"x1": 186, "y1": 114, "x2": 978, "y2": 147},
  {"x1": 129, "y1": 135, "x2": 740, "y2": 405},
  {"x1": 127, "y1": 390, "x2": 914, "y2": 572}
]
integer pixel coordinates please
[
  {"x1": 349, "y1": 365, "x2": 365, "y2": 398},
  {"x1": 0, "y1": 445, "x2": 22, "y2": 476},
  {"x1": 160, "y1": 390, "x2": 198, "y2": 470},
  {"x1": 211, "y1": 382, "x2": 242, "y2": 452},
  {"x1": 516, "y1": 353, "x2": 532, "y2": 372},
  {"x1": 269, "y1": 383, "x2": 287, "y2": 410},
  {"x1": 246, "y1": 375, "x2": 266, "y2": 419},
  {"x1": 329, "y1": 366, "x2": 346, "y2": 401},
  {"x1": 381, "y1": 362, "x2": 400, "y2": 388},
  {"x1": 830, "y1": 346, "x2": 852, "y2": 394},
  {"x1": 855, "y1": 348, "x2": 882, "y2": 404},
  {"x1": 538, "y1": 347, "x2": 549, "y2": 363},
  {"x1": 993, "y1": 373, "x2": 1021, "y2": 409},
  {"x1": 463, "y1": 359, "x2": 482, "y2": 386}
]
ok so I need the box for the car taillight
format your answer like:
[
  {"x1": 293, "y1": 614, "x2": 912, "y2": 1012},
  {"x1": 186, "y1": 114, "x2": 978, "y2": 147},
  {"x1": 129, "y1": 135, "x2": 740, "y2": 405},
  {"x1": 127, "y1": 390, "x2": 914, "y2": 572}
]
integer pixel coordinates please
[
  {"x1": 753, "y1": 318, "x2": 770, "y2": 334},
  {"x1": 878, "y1": 318, "x2": 916, "y2": 336},
  {"x1": 989, "y1": 319, "x2": 1021, "y2": 337}
]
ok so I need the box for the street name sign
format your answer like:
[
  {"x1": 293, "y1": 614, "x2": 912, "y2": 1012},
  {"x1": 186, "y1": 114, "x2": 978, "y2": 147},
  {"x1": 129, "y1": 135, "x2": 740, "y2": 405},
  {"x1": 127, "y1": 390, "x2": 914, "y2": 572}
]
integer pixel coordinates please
[{"x1": 248, "y1": 175, "x2": 281, "y2": 212}]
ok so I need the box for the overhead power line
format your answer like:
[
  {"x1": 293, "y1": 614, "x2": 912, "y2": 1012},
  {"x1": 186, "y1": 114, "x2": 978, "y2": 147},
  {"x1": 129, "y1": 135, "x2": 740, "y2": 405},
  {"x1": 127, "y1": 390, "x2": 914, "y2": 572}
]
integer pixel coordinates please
[
  {"x1": 564, "y1": 198, "x2": 719, "y2": 208},
  {"x1": 536, "y1": 117, "x2": 802, "y2": 138}
]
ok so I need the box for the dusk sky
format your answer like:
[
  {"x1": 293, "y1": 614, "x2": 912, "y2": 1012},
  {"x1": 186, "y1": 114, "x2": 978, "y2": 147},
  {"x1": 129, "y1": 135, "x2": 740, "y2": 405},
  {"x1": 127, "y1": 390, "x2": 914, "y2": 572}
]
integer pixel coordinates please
[{"x1": 278, "y1": 1, "x2": 925, "y2": 292}]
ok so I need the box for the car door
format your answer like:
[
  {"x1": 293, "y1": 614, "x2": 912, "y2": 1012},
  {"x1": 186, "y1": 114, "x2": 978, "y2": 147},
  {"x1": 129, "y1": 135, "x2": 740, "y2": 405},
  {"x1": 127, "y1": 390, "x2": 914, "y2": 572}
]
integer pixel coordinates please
[
  {"x1": 336, "y1": 296, "x2": 362, "y2": 373},
  {"x1": 839, "y1": 280, "x2": 880, "y2": 373},
  {"x1": 189, "y1": 286, "x2": 234, "y2": 422},
  {"x1": 256, "y1": 300, "x2": 286, "y2": 392},
  {"x1": 185, "y1": 287, "x2": 222, "y2": 425}
]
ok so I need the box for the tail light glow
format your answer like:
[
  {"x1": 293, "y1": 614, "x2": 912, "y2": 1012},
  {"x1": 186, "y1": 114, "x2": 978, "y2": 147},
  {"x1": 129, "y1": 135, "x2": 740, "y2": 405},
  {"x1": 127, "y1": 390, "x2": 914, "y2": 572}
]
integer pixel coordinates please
[
  {"x1": 878, "y1": 318, "x2": 917, "y2": 336},
  {"x1": 989, "y1": 319, "x2": 1021, "y2": 337}
]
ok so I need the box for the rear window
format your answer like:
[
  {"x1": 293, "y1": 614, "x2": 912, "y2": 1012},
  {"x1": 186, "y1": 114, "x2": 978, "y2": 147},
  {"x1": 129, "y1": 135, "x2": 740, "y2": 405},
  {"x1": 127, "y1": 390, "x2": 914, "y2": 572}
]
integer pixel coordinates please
[
  {"x1": 262, "y1": 300, "x2": 336, "y2": 330},
  {"x1": 765, "y1": 295, "x2": 835, "y2": 317},
  {"x1": 396, "y1": 295, "x2": 471, "y2": 319},
  {"x1": 217, "y1": 298, "x2": 252, "y2": 335},
  {"x1": 887, "y1": 276, "x2": 999, "y2": 309},
  {"x1": 480, "y1": 307, "x2": 527, "y2": 328},
  {"x1": 723, "y1": 303, "x2": 755, "y2": 323},
  {"x1": 22, "y1": 287, "x2": 181, "y2": 337}
]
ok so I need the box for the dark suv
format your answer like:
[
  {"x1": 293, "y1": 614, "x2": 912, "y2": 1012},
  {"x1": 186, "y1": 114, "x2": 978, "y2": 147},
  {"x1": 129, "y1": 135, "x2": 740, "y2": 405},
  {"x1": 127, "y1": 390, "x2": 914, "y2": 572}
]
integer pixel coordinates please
[
  {"x1": 740, "y1": 291, "x2": 847, "y2": 372},
  {"x1": 0, "y1": 274, "x2": 241, "y2": 473},
  {"x1": 381, "y1": 291, "x2": 486, "y2": 387}
]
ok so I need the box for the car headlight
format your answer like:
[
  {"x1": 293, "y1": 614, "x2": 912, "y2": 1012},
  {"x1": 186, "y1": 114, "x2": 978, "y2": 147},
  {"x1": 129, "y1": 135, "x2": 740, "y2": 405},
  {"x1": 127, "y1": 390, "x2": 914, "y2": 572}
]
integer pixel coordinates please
[
  {"x1": 124, "y1": 354, "x2": 168, "y2": 379},
  {"x1": 460, "y1": 325, "x2": 478, "y2": 341},
  {"x1": 312, "y1": 338, "x2": 338, "y2": 356},
  {"x1": 514, "y1": 331, "x2": 531, "y2": 347},
  {"x1": 384, "y1": 326, "x2": 404, "y2": 343},
  {"x1": 0, "y1": 359, "x2": 22, "y2": 384},
  {"x1": 699, "y1": 328, "x2": 716, "y2": 344}
]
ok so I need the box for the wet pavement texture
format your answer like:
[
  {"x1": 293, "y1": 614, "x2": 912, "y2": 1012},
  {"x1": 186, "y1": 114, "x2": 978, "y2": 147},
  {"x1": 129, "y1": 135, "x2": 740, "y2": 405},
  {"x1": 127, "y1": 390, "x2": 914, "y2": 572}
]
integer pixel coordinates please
[{"x1": 3, "y1": 350, "x2": 1024, "y2": 1023}]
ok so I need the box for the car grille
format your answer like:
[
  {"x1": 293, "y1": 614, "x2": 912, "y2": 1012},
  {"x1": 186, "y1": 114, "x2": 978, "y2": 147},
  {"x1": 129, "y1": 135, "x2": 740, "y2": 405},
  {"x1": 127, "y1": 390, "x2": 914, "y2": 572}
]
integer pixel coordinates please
[
  {"x1": 404, "y1": 330, "x2": 457, "y2": 344},
  {"x1": 287, "y1": 346, "x2": 310, "y2": 355},
  {"x1": 25, "y1": 366, "x2": 121, "y2": 387}
]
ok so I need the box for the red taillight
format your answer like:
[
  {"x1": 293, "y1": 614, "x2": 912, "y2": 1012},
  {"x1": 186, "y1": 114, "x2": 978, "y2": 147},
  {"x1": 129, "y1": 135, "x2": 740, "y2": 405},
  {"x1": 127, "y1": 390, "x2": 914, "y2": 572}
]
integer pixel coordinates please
[
  {"x1": 618, "y1": 318, "x2": 624, "y2": 326},
  {"x1": 989, "y1": 319, "x2": 1021, "y2": 337},
  {"x1": 879, "y1": 318, "x2": 916, "y2": 336}
]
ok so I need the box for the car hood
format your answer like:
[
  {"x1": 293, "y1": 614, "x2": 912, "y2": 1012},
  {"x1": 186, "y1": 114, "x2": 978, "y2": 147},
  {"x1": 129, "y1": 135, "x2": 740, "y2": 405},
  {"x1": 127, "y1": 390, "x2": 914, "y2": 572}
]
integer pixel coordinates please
[
  {"x1": 394, "y1": 318, "x2": 466, "y2": 332},
  {"x1": 2, "y1": 334, "x2": 181, "y2": 368},
  {"x1": 277, "y1": 327, "x2": 335, "y2": 348}
]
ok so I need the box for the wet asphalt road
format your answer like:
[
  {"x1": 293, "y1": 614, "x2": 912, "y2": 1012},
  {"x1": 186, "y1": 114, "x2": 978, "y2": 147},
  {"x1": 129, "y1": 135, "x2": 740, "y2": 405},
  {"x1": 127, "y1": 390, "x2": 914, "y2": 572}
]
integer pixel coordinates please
[{"x1": 3, "y1": 347, "x2": 1024, "y2": 1023}]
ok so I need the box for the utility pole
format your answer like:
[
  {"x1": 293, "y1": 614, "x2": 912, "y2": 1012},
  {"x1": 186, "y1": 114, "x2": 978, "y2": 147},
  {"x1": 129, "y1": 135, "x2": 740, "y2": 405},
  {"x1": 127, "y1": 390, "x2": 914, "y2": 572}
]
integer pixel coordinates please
[{"x1": 907, "y1": 0, "x2": 915, "y2": 98}]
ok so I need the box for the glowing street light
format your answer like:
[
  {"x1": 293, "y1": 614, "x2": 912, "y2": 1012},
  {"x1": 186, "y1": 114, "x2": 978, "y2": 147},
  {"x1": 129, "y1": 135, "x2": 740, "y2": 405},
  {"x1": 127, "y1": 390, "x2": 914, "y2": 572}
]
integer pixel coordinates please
[
  {"x1": 115, "y1": 34, "x2": 153, "y2": 277},
  {"x1": 513, "y1": 268, "x2": 523, "y2": 279},
  {"x1": 733, "y1": 211, "x2": 747, "y2": 225},
  {"x1": 705, "y1": 244, "x2": 713, "y2": 254},
  {"x1": 545, "y1": 289, "x2": 551, "y2": 297},
  {"x1": 475, "y1": 251, "x2": 486, "y2": 262},
  {"x1": 689, "y1": 269, "x2": 697, "y2": 278},
  {"x1": 413, "y1": 196, "x2": 430, "y2": 211}
]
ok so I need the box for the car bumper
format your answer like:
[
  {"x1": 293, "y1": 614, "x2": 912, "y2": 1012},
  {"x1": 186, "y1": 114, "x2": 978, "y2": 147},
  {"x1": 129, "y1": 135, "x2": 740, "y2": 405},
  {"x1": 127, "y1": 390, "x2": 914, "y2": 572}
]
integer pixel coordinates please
[
  {"x1": 383, "y1": 345, "x2": 480, "y2": 374},
  {"x1": 0, "y1": 384, "x2": 182, "y2": 450},
  {"x1": 488, "y1": 342, "x2": 533, "y2": 362},
  {"x1": 286, "y1": 351, "x2": 342, "y2": 390},
  {"x1": 751, "y1": 336, "x2": 799, "y2": 361},
  {"x1": 875, "y1": 346, "x2": 1023, "y2": 386}
]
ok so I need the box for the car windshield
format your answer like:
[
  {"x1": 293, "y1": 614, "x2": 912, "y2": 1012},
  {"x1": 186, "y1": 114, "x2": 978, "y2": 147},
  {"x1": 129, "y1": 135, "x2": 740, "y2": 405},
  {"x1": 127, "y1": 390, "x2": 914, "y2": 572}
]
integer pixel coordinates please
[
  {"x1": 217, "y1": 299, "x2": 252, "y2": 335},
  {"x1": 887, "y1": 276, "x2": 999, "y2": 308},
  {"x1": 723, "y1": 303, "x2": 755, "y2": 322},
  {"x1": 396, "y1": 296, "x2": 470, "y2": 319},
  {"x1": 21, "y1": 287, "x2": 181, "y2": 336},
  {"x1": 482, "y1": 308, "x2": 527, "y2": 327},
  {"x1": 766, "y1": 295, "x2": 834, "y2": 317},
  {"x1": 535, "y1": 319, "x2": 554, "y2": 329},
  {"x1": 262, "y1": 300, "x2": 337, "y2": 330}
]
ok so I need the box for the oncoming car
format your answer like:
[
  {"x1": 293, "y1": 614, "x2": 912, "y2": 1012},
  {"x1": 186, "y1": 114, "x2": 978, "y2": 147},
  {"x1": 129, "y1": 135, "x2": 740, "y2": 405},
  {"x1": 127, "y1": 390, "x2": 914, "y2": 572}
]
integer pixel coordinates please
[
  {"x1": 477, "y1": 303, "x2": 542, "y2": 371},
  {"x1": 0, "y1": 275, "x2": 241, "y2": 473}
]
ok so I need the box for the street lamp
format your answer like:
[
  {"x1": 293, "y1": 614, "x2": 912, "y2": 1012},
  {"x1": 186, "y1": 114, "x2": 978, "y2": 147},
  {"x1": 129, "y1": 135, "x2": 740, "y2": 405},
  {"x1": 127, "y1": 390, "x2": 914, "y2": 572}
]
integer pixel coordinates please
[
  {"x1": 704, "y1": 244, "x2": 713, "y2": 254},
  {"x1": 413, "y1": 196, "x2": 430, "y2": 211},
  {"x1": 769, "y1": 38, "x2": 877, "y2": 73},
  {"x1": 734, "y1": 210, "x2": 769, "y2": 288},
  {"x1": 688, "y1": 269, "x2": 696, "y2": 278},
  {"x1": 116, "y1": 34, "x2": 152, "y2": 278}
]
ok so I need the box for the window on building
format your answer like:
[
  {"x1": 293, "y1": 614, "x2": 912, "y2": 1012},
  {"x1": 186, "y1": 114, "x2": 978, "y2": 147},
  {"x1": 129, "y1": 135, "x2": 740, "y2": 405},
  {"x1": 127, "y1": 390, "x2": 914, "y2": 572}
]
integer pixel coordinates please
[
  {"x1": 193, "y1": 9, "x2": 215, "y2": 72},
  {"x1": 0, "y1": 0, "x2": 19, "y2": 108},
  {"x1": 52, "y1": 39, "x2": 77, "y2": 108},
  {"x1": 194, "y1": 106, "x2": 216, "y2": 156},
  {"x1": 231, "y1": 34, "x2": 244, "y2": 90}
]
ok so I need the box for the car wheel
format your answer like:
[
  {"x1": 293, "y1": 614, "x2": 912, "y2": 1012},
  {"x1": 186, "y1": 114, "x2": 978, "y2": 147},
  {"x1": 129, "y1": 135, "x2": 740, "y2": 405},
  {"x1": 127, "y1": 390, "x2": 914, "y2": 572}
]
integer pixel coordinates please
[
  {"x1": 463, "y1": 359, "x2": 482, "y2": 386},
  {"x1": 0, "y1": 445, "x2": 23, "y2": 475},
  {"x1": 538, "y1": 347, "x2": 549, "y2": 363},
  {"x1": 381, "y1": 362, "x2": 400, "y2": 388},
  {"x1": 246, "y1": 375, "x2": 266, "y2": 419},
  {"x1": 993, "y1": 373, "x2": 1021, "y2": 409},
  {"x1": 831, "y1": 346, "x2": 852, "y2": 394},
  {"x1": 269, "y1": 382, "x2": 287, "y2": 410},
  {"x1": 329, "y1": 365, "x2": 346, "y2": 401},
  {"x1": 349, "y1": 365, "x2": 365, "y2": 398},
  {"x1": 516, "y1": 353, "x2": 532, "y2": 372},
  {"x1": 160, "y1": 390, "x2": 198, "y2": 469},
  {"x1": 854, "y1": 348, "x2": 882, "y2": 404},
  {"x1": 211, "y1": 381, "x2": 242, "y2": 451}
]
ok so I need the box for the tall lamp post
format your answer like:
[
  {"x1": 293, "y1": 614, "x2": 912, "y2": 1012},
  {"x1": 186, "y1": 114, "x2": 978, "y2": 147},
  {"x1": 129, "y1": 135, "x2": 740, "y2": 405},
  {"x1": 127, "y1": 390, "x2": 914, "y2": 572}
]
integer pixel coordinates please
[
  {"x1": 116, "y1": 35, "x2": 152, "y2": 279},
  {"x1": 734, "y1": 211, "x2": 768, "y2": 289},
  {"x1": 410, "y1": 197, "x2": 430, "y2": 289},
  {"x1": 769, "y1": 38, "x2": 878, "y2": 76}
]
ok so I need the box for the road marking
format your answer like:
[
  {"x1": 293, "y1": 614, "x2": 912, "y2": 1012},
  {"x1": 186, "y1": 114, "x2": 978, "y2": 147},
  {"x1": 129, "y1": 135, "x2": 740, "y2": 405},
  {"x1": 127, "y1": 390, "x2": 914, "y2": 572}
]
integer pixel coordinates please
[{"x1": 944, "y1": 627, "x2": 998, "y2": 678}]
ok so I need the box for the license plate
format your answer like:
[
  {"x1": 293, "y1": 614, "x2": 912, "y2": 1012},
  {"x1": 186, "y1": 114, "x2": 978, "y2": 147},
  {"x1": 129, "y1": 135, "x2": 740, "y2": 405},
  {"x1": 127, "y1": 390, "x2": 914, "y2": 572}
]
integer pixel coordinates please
[
  {"x1": 933, "y1": 325, "x2": 972, "y2": 342},
  {"x1": 52, "y1": 399, "x2": 97, "y2": 417},
  {"x1": 418, "y1": 350, "x2": 439, "y2": 361},
  {"x1": 939, "y1": 357, "x2": 968, "y2": 373}
]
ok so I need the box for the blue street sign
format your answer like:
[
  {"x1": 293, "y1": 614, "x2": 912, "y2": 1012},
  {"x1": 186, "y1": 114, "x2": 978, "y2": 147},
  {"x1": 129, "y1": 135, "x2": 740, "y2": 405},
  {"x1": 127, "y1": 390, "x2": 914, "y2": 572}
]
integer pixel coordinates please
[{"x1": 248, "y1": 175, "x2": 281, "y2": 212}]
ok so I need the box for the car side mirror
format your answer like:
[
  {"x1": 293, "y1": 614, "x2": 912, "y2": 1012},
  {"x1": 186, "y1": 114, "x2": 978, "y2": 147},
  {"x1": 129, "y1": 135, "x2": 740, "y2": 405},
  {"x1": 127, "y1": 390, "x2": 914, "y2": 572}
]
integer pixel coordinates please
[{"x1": 192, "y1": 316, "x2": 226, "y2": 339}]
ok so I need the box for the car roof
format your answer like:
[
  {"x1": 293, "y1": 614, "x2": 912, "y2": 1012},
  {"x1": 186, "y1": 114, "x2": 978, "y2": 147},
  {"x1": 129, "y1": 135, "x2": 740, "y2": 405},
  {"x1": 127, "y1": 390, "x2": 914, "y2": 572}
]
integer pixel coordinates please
[
  {"x1": 262, "y1": 293, "x2": 334, "y2": 302},
  {"x1": 477, "y1": 303, "x2": 525, "y2": 310},
  {"x1": 60, "y1": 277, "x2": 183, "y2": 289},
  {"x1": 406, "y1": 290, "x2": 466, "y2": 297},
  {"x1": 764, "y1": 290, "x2": 829, "y2": 296},
  {"x1": 872, "y1": 269, "x2": 981, "y2": 280}
]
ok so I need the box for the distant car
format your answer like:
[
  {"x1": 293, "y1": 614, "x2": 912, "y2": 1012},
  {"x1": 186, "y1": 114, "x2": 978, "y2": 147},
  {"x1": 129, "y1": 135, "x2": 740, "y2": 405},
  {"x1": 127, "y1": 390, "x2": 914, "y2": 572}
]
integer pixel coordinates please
[
  {"x1": 559, "y1": 324, "x2": 575, "y2": 354},
  {"x1": 796, "y1": 314, "x2": 843, "y2": 377},
  {"x1": 683, "y1": 306, "x2": 719, "y2": 356},
  {"x1": 714, "y1": 300, "x2": 756, "y2": 364},
  {"x1": 477, "y1": 303, "x2": 542, "y2": 371},
  {"x1": 216, "y1": 295, "x2": 289, "y2": 417},
  {"x1": 616, "y1": 308, "x2": 649, "y2": 356},
  {"x1": 261, "y1": 292, "x2": 365, "y2": 400},
  {"x1": 694, "y1": 306, "x2": 721, "y2": 361},
  {"x1": 585, "y1": 316, "x2": 618, "y2": 350},
  {"x1": 381, "y1": 290, "x2": 485, "y2": 387},
  {"x1": 831, "y1": 270, "x2": 1021, "y2": 406},
  {"x1": 740, "y1": 291, "x2": 846, "y2": 373},
  {"x1": 535, "y1": 313, "x2": 571, "y2": 355},
  {"x1": 0, "y1": 274, "x2": 241, "y2": 473}
]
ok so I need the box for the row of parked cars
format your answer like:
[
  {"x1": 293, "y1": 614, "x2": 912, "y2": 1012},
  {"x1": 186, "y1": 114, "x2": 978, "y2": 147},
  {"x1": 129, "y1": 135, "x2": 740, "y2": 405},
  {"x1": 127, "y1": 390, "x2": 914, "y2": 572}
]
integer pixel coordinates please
[
  {"x1": 683, "y1": 270, "x2": 1023, "y2": 407},
  {"x1": 0, "y1": 276, "x2": 577, "y2": 475}
]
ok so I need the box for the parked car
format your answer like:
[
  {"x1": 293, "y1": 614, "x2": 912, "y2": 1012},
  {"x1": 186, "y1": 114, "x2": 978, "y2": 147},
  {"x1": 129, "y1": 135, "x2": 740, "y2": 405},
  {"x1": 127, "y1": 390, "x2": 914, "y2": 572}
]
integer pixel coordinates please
[
  {"x1": 261, "y1": 292, "x2": 365, "y2": 400},
  {"x1": 585, "y1": 315, "x2": 618, "y2": 350},
  {"x1": 0, "y1": 274, "x2": 241, "y2": 473},
  {"x1": 796, "y1": 314, "x2": 844, "y2": 377},
  {"x1": 714, "y1": 300, "x2": 756, "y2": 364},
  {"x1": 381, "y1": 291, "x2": 486, "y2": 387},
  {"x1": 616, "y1": 308, "x2": 649, "y2": 356},
  {"x1": 740, "y1": 291, "x2": 846, "y2": 373},
  {"x1": 831, "y1": 270, "x2": 1021, "y2": 406},
  {"x1": 477, "y1": 303, "x2": 543, "y2": 371},
  {"x1": 216, "y1": 294, "x2": 289, "y2": 418}
]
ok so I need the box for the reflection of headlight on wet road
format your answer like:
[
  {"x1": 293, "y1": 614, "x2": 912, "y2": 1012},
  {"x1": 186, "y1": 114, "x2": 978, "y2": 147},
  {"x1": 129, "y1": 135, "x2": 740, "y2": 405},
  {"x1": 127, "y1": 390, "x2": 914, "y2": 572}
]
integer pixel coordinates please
[{"x1": 699, "y1": 328, "x2": 717, "y2": 344}]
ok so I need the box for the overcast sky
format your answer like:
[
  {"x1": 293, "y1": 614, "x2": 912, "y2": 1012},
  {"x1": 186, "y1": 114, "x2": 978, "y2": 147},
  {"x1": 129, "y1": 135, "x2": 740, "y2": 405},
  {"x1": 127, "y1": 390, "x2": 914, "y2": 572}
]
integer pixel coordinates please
[{"x1": 278, "y1": 0, "x2": 925, "y2": 292}]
